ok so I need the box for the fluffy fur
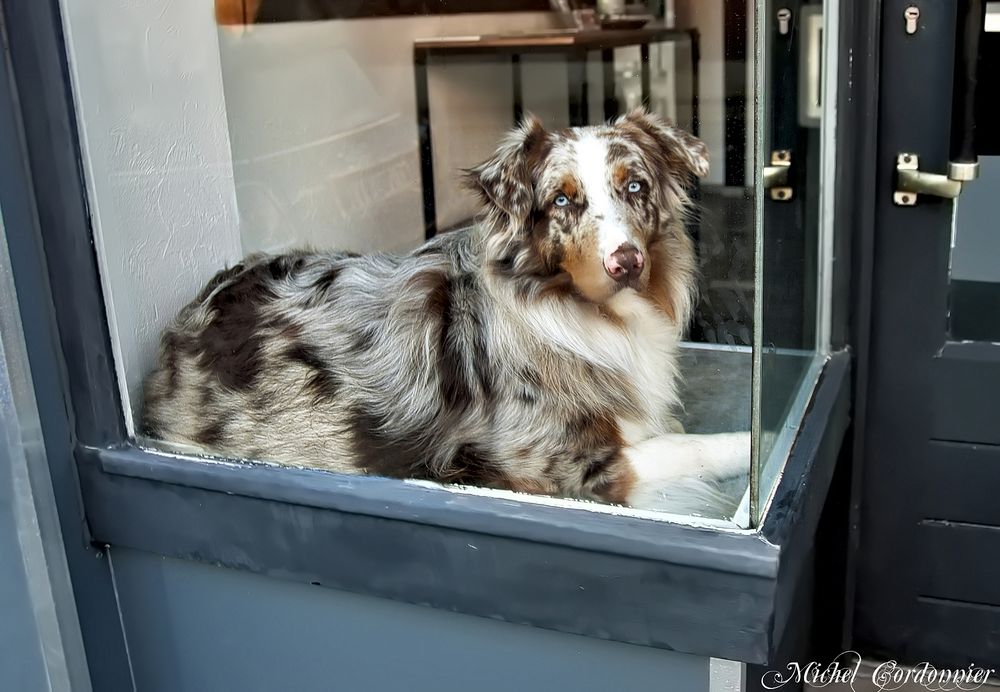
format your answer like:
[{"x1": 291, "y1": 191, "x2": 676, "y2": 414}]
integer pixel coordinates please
[{"x1": 142, "y1": 110, "x2": 748, "y2": 517}]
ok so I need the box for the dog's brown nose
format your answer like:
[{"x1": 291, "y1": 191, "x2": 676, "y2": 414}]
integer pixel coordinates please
[{"x1": 604, "y1": 244, "x2": 644, "y2": 282}]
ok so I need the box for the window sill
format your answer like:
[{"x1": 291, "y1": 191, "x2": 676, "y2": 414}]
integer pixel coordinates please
[{"x1": 75, "y1": 351, "x2": 850, "y2": 665}]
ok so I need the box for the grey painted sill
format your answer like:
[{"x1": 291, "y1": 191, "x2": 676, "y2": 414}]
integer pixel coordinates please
[{"x1": 74, "y1": 351, "x2": 850, "y2": 666}]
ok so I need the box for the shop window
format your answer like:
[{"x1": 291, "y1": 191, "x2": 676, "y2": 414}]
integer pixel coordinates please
[{"x1": 57, "y1": 0, "x2": 834, "y2": 528}]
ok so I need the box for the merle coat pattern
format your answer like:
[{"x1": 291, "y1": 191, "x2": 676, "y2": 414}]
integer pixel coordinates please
[{"x1": 143, "y1": 110, "x2": 749, "y2": 517}]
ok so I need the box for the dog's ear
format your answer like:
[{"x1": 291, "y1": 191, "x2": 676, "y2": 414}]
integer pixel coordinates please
[
  {"x1": 464, "y1": 116, "x2": 548, "y2": 233},
  {"x1": 618, "y1": 108, "x2": 709, "y2": 181}
]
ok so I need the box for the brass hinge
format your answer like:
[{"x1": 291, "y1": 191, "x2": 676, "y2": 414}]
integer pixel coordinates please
[
  {"x1": 763, "y1": 150, "x2": 793, "y2": 201},
  {"x1": 893, "y1": 153, "x2": 979, "y2": 205}
]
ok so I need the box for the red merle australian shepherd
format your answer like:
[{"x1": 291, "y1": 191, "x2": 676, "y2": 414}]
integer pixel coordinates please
[{"x1": 143, "y1": 109, "x2": 749, "y2": 518}]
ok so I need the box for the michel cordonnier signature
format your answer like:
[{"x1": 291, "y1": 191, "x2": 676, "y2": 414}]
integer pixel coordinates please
[{"x1": 760, "y1": 650, "x2": 997, "y2": 691}]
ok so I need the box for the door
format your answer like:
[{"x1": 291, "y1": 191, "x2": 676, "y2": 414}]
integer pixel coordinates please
[{"x1": 854, "y1": 0, "x2": 1000, "y2": 668}]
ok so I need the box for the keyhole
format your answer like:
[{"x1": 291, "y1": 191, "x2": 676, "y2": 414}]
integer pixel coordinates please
[{"x1": 777, "y1": 8, "x2": 791, "y2": 35}]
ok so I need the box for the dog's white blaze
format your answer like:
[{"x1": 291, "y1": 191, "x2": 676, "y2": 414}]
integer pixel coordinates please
[{"x1": 573, "y1": 133, "x2": 632, "y2": 258}]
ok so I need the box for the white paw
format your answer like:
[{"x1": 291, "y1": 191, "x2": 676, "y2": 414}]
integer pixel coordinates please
[{"x1": 622, "y1": 431, "x2": 751, "y2": 519}]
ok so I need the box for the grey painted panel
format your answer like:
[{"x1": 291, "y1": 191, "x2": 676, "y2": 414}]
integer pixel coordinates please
[
  {"x1": 918, "y1": 521, "x2": 1000, "y2": 606},
  {"x1": 930, "y1": 342, "x2": 1000, "y2": 445},
  {"x1": 0, "y1": 0, "x2": 135, "y2": 688},
  {"x1": 0, "y1": 202, "x2": 91, "y2": 689},
  {"x1": 919, "y1": 440, "x2": 1000, "y2": 526},
  {"x1": 80, "y1": 455, "x2": 774, "y2": 663},
  {"x1": 0, "y1": 360, "x2": 53, "y2": 692},
  {"x1": 904, "y1": 598, "x2": 1000, "y2": 667},
  {"x1": 953, "y1": 156, "x2": 1000, "y2": 284},
  {"x1": 110, "y1": 547, "x2": 710, "y2": 692}
]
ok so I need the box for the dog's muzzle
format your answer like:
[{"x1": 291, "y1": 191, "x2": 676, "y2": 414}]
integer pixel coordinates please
[{"x1": 604, "y1": 243, "x2": 644, "y2": 283}]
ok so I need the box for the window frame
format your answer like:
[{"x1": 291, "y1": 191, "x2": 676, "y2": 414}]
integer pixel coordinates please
[
  {"x1": 2, "y1": 0, "x2": 867, "y2": 670},
  {"x1": 217, "y1": 0, "x2": 555, "y2": 26}
]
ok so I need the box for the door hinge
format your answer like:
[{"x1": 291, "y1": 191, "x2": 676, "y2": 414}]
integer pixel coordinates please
[
  {"x1": 763, "y1": 150, "x2": 793, "y2": 201},
  {"x1": 893, "y1": 153, "x2": 978, "y2": 205}
]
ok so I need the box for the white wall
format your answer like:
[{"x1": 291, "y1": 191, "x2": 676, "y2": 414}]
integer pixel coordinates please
[
  {"x1": 217, "y1": 13, "x2": 566, "y2": 253},
  {"x1": 217, "y1": 14, "x2": 704, "y2": 252},
  {"x1": 677, "y1": 0, "x2": 727, "y2": 187},
  {"x1": 59, "y1": 0, "x2": 243, "y2": 433}
]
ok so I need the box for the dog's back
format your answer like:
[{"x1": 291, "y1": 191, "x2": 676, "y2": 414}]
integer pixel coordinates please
[{"x1": 144, "y1": 230, "x2": 484, "y2": 474}]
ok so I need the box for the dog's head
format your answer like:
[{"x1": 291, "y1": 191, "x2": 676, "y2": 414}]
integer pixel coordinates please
[{"x1": 466, "y1": 109, "x2": 708, "y2": 305}]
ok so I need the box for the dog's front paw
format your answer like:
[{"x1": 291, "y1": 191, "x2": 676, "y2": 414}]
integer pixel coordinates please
[
  {"x1": 622, "y1": 431, "x2": 751, "y2": 519},
  {"x1": 710, "y1": 430, "x2": 752, "y2": 480}
]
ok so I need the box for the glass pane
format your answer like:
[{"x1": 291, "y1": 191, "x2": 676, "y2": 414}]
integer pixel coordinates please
[
  {"x1": 751, "y1": 0, "x2": 833, "y2": 523},
  {"x1": 950, "y1": 156, "x2": 1000, "y2": 342},
  {"x1": 58, "y1": 0, "x2": 832, "y2": 529}
]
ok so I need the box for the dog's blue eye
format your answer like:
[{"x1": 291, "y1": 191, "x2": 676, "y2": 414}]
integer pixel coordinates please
[
  {"x1": 627, "y1": 181, "x2": 642, "y2": 193},
  {"x1": 554, "y1": 194, "x2": 570, "y2": 207}
]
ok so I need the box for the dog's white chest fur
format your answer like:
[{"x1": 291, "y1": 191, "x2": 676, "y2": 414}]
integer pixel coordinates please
[
  {"x1": 518, "y1": 288, "x2": 681, "y2": 443},
  {"x1": 603, "y1": 289, "x2": 682, "y2": 442}
]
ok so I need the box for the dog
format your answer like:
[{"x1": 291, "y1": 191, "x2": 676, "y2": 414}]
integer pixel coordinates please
[{"x1": 142, "y1": 109, "x2": 749, "y2": 518}]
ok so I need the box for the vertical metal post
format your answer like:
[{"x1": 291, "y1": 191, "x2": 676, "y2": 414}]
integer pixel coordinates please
[
  {"x1": 512, "y1": 53, "x2": 524, "y2": 124},
  {"x1": 691, "y1": 31, "x2": 701, "y2": 135},
  {"x1": 567, "y1": 50, "x2": 590, "y2": 126},
  {"x1": 602, "y1": 48, "x2": 618, "y2": 121},
  {"x1": 640, "y1": 42, "x2": 652, "y2": 108},
  {"x1": 413, "y1": 48, "x2": 437, "y2": 238},
  {"x1": 949, "y1": 0, "x2": 986, "y2": 172}
]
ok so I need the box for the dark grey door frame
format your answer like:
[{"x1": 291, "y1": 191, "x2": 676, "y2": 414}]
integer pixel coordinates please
[
  {"x1": 0, "y1": 186, "x2": 93, "y2": 692},
  {"x1": 850, "y1": 0, "x2": 1000, "y2": 668},
  {"x1": 0, "y1": 2, "x2": 133, "y2": 689}
]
